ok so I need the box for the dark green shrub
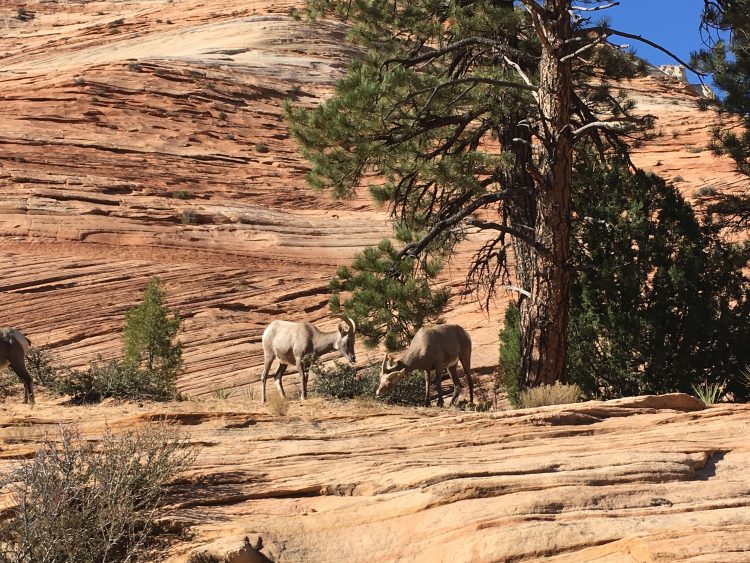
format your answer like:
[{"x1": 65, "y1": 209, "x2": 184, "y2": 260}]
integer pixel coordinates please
[
  {"x1": 173, "y1": 189, "x2": 193, "y2": 200},
  {"x1": 255, "y1": 142, "x2": 270, "y2": 153},
  {"x1": 310, "y1": 360, "x2": 376, "y2": 400},
  {"x1": 311, "y1": 360, "x2": 425, "y2": 406},
  {"x1": 497, "y1": 303, "x2": 521, "y2": 406},
  {"x1": 0, "y1": 424, "x2": 195, "y2": 562}
]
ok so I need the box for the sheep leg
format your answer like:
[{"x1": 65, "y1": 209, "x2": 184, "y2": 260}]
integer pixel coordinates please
[
  {"x1": 460, "y1": 355, "x2": 474, "y2": 405},
  {"x1": 447, "y1": 364, "x2": 463, "y2": 407},
  {"x1": 296, "y1": 359, "x2": 307, "y2": 400},
  {"x1": 261, "y1": 355, "x2": 274, "y2": 403},
  {"x1": 434, "y1": 366, "x2": 445, "y2": 408},
  {"x1": 423, "y1": 371, "x2": 431, "y2": 407},
  {"x1": 10, "y1": 359, "x2": 33, "y2": 405},
  {"x1": 274, "y1": 364, "x2": 287, "y2": 399}
]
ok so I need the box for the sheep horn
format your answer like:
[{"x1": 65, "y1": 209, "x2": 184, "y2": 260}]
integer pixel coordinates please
[{"x1": 333, "y1": 315, "x2": 356, "y2": 334}]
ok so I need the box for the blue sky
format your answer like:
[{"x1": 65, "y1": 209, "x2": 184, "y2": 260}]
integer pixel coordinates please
[{"x1": 602, "y1": 1, "x2": 710, "y2": 81}]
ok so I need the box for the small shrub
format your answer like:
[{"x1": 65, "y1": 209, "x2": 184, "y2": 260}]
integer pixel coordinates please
[
  {"x1": 108, "y1": 18, "x2": 125, "y2": 28},
  {"x1": 311, "y1": 360, "x2": 424, "y2": 406},
  {"x1": 254, "y1": 142, "x2": 270, "y2": 154},
  {"x1": 211, "y1": 386, "x2": 233, "y2": 400},
  {"x1": 127, "y1": 62, "x2": 142, "y2": 72},
  {"x1": 218, "y1": 111, "x2": 227, "y2": 120},
  {"x1": 24, "y1": 345, "x2": 59, "y2": 387},
  {"x1": 0, "y1": 424, "x2": 195, "y2": 562},
  {"x1": 265, "y1": 391, "x2": 288, "y2": 416},
  {"x1": 673, "y1": 175, "x2": 686, "y2": 182},
  {"x1": 692, "y1": 381, "x2": 724, "y2": 405},
  {"x1": 74, "y1": 76, "x2": 86, "y2": 86},
  {"x1": 497, "y1": 303, "x2": 521, "y2": 406},
  {"x1": 173, "y1": 189, "x2": 193, "y2": 200},
  {"x1": 518, "y1": 382, "x2": 582, "y2": 409},
  {"x1": 0, "y1": 370, "x2": 18, "y2": 399},
  {"x1": 687, "y1": 145, "x2": 704, "y2": 153},
  {"x1": 310, "y1": 360, "x2": 376, "y2": 400},
  {"x1": 52, "y1": 357, "x2": 179, "y2": 403},
  {"x1": 694, "y1": 185, "x2": 718, "y2": 197},
  {"x1": 16, "y1": 7, "x2": 34, "y2": 21},
  {"x1": 181, "y1": 208, "x2": 199, "y2": 224}
]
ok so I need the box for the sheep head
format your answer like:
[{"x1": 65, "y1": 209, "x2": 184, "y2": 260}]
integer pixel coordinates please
[
  {"x1": 333, "y1": 315, "x2": 357, "y2": 365},
  {"x1": 376, "y1": 354, "x2": 407, "y2": 397}
]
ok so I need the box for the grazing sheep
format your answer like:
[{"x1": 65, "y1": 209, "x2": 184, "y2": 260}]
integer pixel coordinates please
[
  {"x1": 260, "y1": 316, "x2": 356, "y2": 402},
  {"x1": 0, "y1": 327, "x2": 34, "y2": 404},
  {"x1": 377, "y1": 324, "x2": 473, "y2": 407}
]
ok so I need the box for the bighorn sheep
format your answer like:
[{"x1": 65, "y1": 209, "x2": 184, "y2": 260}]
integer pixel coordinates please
[
  {"x1": 0, "y1": 327, "x2": 34, "y2": 404},
  {"x1": 377, "y1": 324, "x2": 473, "y2": 407},
  {"x1": 260, "y1": 316, "x2": 356, "y2": 402}
]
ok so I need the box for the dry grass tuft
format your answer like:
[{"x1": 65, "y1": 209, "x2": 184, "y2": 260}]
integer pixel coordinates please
[
  {"x1": 519, "y1": 382, "x2": 582, "y2": 409},
  {"x1": 266, "y1": 391, "x2": 289, "y2": 417}
]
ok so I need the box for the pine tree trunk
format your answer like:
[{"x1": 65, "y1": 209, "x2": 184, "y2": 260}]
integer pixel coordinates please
[{"x1": 519, "y1": 0, "x2": 573, "y2": 387}]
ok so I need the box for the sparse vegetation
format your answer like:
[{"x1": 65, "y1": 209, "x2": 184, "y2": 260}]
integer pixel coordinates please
[
  {"x1": 52, "y1": 357, "x2": 178, "y2": 403},
  {"x1": 311, "y1": 359, "x2": 426, "y2": 407},
  {"x1": 694, "y1": 185, "x2": 718, "y2": 197},
  {"x1": 173, "y1": 189, "x2": 193, "y2": 200},
  {"x1": 127, "y1": 62, "x2": 143, "y2": 72},
  {"x1": 211, "y1": 386, "x2": 234, "y2": 400},
  {"x1": 265, "y1": 391, "x2": 289, "y2": 416},
  {"x1": 692, "y1": 381, "x2": 724, "y2": 405},
  {"x1": 687, "y1": 145, "x2": 705, "y2": 153},
  {"x1": 181, "y1": 208, "x2": 199, "y2": 224},
  {"x1": 518, "y1": 383, "x2": 583, "y2": 409},
  {"x1": 254, "y1": 142, "x2": 270, "y2": 153},
  {"x1": 24, "y1": 345, "x2": 58, "y2": 387},
  {"x1": 16, "y1": 7, "x2": 34, "y2": 21},
  {"x1": 0, "y1": 424, "x2": 195, "y2": 562},
  {"x1": 673, "y1": 175, "x2": 686, "y2": 182}
]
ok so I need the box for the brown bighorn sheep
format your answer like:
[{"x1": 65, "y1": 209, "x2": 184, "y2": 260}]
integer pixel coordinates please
[
  {"x1": 377, "y1": 324, "x2": 473, "y2": 407},
  {"x1": 0, "y1": 327, "x2": 34, "y2": 404},
  {"x1": 260, "y1": 316, "x2": 356, "y2": 402}
]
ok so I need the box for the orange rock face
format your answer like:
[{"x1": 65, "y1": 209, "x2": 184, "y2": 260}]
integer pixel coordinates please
[{"x1": 1, "y1": 3, "x2": 749, "y2": 560}]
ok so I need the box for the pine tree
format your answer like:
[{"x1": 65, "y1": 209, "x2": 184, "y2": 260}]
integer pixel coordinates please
[
  {"x1": 694, "y1": 0, "x2": 750, "y2": 229},
  {"x1": 288, "y1": 1, "x2": 658, "y2": 383},
  {"x1": 123, "y1": 277, "x2": 183, "y2": 379},
  {"x1": 329, "y1": 239, "x2": 449, "y2": 352}
]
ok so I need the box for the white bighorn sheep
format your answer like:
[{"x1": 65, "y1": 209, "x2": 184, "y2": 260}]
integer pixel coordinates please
[
  {"x1": 260, "y1": 316, "x2": 356, "y2": 402},
  {"x1": 0, "y1": 327, "x2": 34, "y2": 404},
  {"x1": 377, "y1": 324, "x2": 473, "y2": 407}
]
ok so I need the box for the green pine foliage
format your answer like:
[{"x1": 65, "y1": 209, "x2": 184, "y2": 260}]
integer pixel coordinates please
[
  {"x1": 694, "y1": 1, "x2": 750, "y2": 228},
  {"x1": 497, "y1": 302, "x2": 521, "y2": 406},
  {"x1": 329, "y1": 239, "x2": 449, "y2": 351},
  {"x1": 497, "y1": 163, "x2": 750, "y2": 402},
  {"x1": 123, "y1": 277, "x2": 183, "y2": 379}
]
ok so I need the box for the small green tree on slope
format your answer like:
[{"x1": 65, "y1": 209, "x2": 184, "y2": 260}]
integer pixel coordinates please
[{"x1": 123, "y1": 277, "x2": 183, "y2": 380}]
